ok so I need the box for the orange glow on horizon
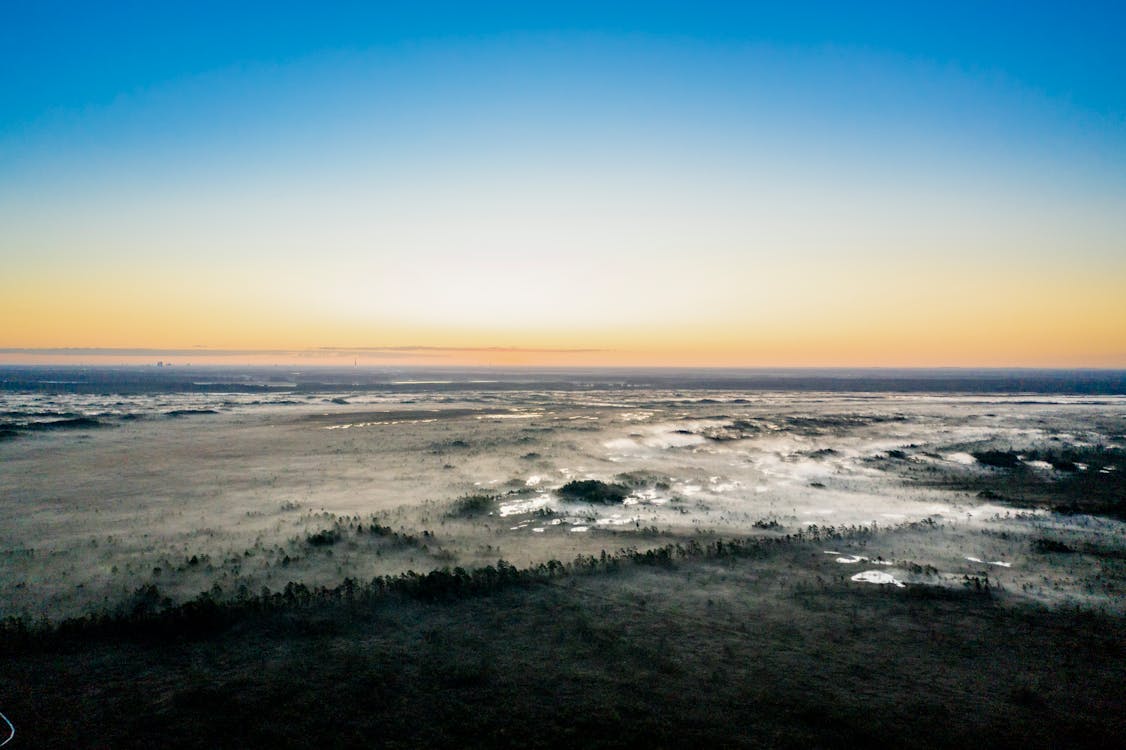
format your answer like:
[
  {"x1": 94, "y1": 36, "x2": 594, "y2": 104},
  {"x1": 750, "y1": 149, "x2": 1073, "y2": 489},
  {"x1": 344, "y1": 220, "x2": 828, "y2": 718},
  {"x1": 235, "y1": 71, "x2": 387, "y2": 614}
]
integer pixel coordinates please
[{"x1": 3, "y1": 250, "x2": 1124, "y2": 368}]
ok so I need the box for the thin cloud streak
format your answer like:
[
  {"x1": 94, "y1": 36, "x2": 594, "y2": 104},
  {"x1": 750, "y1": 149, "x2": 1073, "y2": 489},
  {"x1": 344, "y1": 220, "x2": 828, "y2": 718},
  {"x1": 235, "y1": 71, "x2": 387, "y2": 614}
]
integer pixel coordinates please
[
  {"x1": 0, "y1": 346, "x2": 608, "y2": 358},
  {"x1": 317, "y1": 346, "x2": 608, "y2": 353}
]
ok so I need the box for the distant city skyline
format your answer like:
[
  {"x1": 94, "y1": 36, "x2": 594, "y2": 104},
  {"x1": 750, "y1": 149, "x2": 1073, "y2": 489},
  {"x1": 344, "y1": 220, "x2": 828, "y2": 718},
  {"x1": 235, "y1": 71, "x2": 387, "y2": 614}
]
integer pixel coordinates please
[{"x1": 3, "y1": 2, "x2": 1124, "y2": 367}]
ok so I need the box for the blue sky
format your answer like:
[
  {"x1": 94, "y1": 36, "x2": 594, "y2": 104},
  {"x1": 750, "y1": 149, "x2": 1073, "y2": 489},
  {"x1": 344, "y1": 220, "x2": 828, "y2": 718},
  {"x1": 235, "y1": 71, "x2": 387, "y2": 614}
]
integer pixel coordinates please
[
  {"x1": 4, "y1": 1, "x2": 1124, "y2": 125},
  {"x1": 1, "y1": 2, "x2": 1124, "y2": 366}
]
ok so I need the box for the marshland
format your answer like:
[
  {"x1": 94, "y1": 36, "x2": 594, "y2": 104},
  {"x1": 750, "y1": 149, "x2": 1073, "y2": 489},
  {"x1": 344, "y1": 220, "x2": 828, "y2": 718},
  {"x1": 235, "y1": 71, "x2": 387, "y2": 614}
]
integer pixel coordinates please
[{"x1": 1, "y1": 368, "x2": 1123, "y2": 746}]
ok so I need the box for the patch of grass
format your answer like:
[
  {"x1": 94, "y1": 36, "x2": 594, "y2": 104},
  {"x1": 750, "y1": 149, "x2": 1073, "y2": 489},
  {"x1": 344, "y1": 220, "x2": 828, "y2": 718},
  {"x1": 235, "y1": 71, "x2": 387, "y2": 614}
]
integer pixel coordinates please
[
  {"x1": 972, "y1": 450, "x2": 1022, "y2": 468},
  {"x1": 614, "y1": 471, "x2": 666, "y2": 488},
  {"x1": 431, "y1": 439, "x2": 470, "y2": 451},
  {"x1": 559, "y1": 480, "x2": 630, "y2": 504}
]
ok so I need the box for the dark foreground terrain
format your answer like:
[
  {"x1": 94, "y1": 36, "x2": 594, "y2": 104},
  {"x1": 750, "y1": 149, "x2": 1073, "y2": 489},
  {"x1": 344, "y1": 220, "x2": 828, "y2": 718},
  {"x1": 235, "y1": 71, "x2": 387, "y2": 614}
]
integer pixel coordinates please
[{"x1": 3, "y1": 532, "x2": 1123, "y2": 749}]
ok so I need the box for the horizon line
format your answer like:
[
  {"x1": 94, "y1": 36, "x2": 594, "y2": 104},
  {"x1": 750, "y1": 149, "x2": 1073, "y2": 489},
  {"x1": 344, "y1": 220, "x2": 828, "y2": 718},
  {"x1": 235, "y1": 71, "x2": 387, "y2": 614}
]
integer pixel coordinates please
[{"x1": 1, "y1": 361, "x2": 1124, "y2": 374}]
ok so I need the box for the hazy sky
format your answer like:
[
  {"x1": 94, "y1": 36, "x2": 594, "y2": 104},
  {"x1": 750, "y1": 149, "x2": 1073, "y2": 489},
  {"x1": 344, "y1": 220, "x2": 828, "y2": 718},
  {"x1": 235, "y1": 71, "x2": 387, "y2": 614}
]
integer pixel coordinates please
[{"x1": 2, "y1": 1, "x2": 1124, "y2": 367}]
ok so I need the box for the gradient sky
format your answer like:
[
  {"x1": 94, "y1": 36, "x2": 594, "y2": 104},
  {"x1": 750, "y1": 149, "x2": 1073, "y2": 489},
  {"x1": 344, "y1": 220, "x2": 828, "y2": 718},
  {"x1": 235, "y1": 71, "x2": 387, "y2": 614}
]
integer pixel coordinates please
[{"x1": 2, "y1": 1, "x2": 1124, "y2": 367}]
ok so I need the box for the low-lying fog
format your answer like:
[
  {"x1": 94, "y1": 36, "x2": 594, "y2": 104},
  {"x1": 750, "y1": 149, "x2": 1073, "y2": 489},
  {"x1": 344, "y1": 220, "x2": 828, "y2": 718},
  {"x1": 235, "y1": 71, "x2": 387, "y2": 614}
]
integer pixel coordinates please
[{"x1": 2, "y1": 389, "x2": 1124, "y2": 620}]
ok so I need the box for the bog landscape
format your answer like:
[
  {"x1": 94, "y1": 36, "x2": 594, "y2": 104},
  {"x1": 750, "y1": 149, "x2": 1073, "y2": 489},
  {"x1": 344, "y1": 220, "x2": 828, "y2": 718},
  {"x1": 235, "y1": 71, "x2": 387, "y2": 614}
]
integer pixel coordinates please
[{"x1": 1, "y1": 368, "x2": 1123, "y2": 746}]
